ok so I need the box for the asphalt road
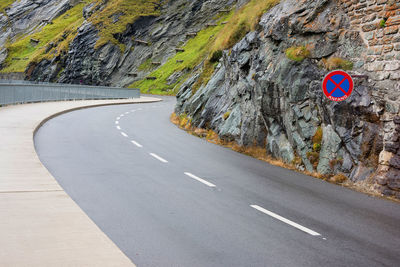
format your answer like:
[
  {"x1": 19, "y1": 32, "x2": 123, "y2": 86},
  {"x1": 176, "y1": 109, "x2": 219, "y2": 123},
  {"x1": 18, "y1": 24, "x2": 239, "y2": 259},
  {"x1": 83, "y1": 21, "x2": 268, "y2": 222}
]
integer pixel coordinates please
[{"x1": 34, "y1": 96, "x2": 400, "y2": 267}]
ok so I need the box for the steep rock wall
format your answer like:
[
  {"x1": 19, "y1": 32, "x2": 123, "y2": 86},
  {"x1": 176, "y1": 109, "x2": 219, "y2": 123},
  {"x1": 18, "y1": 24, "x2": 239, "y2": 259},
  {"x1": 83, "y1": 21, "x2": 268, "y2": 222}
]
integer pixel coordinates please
[
  {"x1": 0, "y1": 0, "x2": 72, "y2": 66},
  {"x1": 25, "y1": 0, "x2": 238, "y2": 86},
  {"x1": 175, "y1": 0, "x2": 400, "y2": 198}
]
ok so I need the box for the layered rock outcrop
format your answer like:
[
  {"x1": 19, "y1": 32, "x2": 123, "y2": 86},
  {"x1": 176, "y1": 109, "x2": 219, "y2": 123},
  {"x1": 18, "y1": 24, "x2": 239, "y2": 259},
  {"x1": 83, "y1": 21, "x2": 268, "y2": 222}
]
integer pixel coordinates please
[
  {"x1": 176, "y1": 0, "x2": 400, "y2": 197},
  {"x1": 25, "y1": 0, "x2": 237, "y2": 86},
  {"x1": 0, "y1": 0, "x2": 72, "y2": 66}
]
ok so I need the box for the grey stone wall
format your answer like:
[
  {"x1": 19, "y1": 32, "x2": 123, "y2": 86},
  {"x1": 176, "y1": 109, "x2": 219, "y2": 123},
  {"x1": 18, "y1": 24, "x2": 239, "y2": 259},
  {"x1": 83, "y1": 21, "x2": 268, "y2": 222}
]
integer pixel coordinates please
[{"x1": 340, "y1": 0, "x2": 400, "y2": 197}]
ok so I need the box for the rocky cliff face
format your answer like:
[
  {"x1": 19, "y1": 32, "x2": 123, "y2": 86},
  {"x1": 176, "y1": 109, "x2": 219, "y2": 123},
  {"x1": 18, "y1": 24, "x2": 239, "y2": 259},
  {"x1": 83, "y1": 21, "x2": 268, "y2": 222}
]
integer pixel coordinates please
[
  {"x1": 175, "y1": 0, "x2": 400, "y2": 198},
  {"x1": 0, "y1": 0, "x2": 72, "y2": 66},
  {"x1": 1, "y1": 0, "x2": 242, "y2": 86},
  {"x1": 21, "y1": 0, "x2": 237, "y2": 86}
]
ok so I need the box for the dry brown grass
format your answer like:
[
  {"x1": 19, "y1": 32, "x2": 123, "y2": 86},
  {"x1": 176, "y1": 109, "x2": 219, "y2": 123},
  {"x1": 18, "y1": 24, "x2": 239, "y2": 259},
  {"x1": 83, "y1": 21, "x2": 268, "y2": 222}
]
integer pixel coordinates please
[
  {"x1": 329, "y1": 158, "x2": 344, "y2": 169},
  {"x1": 307, "y1": 151, "x2": 320, "y2": 169},
  {"x1": 285, "y1": 46, "x2": 310, "y2": 62},
  {"x1": 223, "y1": 111, "x2": 231, "y2": 120},
  {"x1": 191, "y1": 0, "x2": 280, "y2": 94},
  {"x1": 89, "y1": 0, "x2": 161, "y2": 50},
  {"x1": 329, "y1": 173, "x2": 347, "y2": 184},
  {"x1": 211, "y1": 0, "x2": 279, "y2": 52},
  {"x1": 170, "y1": 113, "x2": 399, "y2": 202},
  {"x1": 312, "y1": 126, "x2": 323, "y2": 145},
  {"x1": 322, "y1": 57, "x2": 353, "y2": 71},
  {"x1": 171, "y1": 112, "x2": 302, "y2": 173}
]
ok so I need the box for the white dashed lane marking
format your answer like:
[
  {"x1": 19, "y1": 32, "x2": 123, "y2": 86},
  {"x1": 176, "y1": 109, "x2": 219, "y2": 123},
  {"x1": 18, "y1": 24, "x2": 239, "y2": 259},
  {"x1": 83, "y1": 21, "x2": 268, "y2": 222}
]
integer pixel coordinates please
[
  {"x1": 250, "y1": 205, "x2": 322, "y2": 237},
  {"x1": 184, "y1": 172, "x2": 216, "y2": 188},
  {"x1": 131, "y1": 140, "x2": 143, "y2": 148},
  {"x1": 113, "y1": 108, "x2": 325, "y2": 241},
  {"x1": 149, "y1": 153, "x2": 168, "y2": 163}
]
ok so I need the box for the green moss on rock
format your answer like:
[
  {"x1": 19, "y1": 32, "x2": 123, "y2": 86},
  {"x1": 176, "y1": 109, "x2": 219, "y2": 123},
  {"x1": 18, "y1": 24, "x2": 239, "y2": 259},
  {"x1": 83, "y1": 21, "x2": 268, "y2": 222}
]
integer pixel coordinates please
[
  {"x1": 285, "y1": 46, "x2": 310, "y2": 62},
  {"x1": 1, "y1": 1, "x2": 88, "y2": 73},
  {"x1": 89, "y1": 0, "x2": 161, "y2": 51}
]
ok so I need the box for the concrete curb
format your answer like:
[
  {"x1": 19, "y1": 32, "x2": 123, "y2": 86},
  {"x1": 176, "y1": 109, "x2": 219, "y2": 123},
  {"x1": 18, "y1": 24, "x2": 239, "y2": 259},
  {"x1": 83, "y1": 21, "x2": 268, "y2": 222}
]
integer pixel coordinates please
[
  {"x1": 33, "y1": 98, "x2": 161, "y2": 136},
  {"x1": 0, "y1": 97, "x2": 161, "y2": 266}
]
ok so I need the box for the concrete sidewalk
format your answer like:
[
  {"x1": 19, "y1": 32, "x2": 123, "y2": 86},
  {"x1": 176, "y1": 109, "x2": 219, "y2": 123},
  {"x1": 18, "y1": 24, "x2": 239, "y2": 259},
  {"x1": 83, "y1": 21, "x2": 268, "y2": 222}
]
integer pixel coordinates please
[{"x1": 0, "y1": 97, "x2": 160, "y2": 266}]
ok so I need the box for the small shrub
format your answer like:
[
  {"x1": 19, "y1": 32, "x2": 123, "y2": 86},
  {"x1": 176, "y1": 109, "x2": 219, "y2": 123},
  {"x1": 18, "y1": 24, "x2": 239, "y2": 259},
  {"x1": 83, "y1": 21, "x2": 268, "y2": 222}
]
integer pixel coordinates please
[
  {"x1": 285, "y1": 46, "x2": 310, "y2": 62},
  {"x1": 178, "y1": 113, "x2": 190, "y2": 127},
  {"x1": 223, "y1": 111, "x2": 231, "y2": 120},
  {"x1": 206, "y1": 129, "x2": 219, "y2": 140},
  {"x1": 292, "y1": 156, "x2": 302, "y2": 166},
  {"x1": 330, "y1": 173, "x2": 347, "y2": 184},
  {"x1": 227, "y1": 21, "x2": 250, "y2": 48},
  {"x1": 379, "y1": 18, "x2": 386, "y2": 28},
  {"x1": 313, "y1": 143, "x2": 321, "y2": 152},
  {"x1": 307, "y1": 151, "x2": 320, "y2": 168},
  {"x1": 329, "y1": 158, "x2": 344, "y2": 169},
  {"x1": 312, "y1": 127, "x2": 323, "y2": 145},
  {"x1": 324, "y1": 57, "x2": 353, "y2": 71},
  {"x1": 193, "y1": 128, "x2": 208, "y2": 138},
  {"x1": 170, "y1": 113, "x2": 180, "y2": 124},
  {"x1": 184, "y1": 120, "x2": 192, "y2": 131},
  {"x1": 180, "y1": 116, "x2": 188, "y2": 127},
  {"x1": 210, "y1": 50, "x2": 223, "y2": 63}
]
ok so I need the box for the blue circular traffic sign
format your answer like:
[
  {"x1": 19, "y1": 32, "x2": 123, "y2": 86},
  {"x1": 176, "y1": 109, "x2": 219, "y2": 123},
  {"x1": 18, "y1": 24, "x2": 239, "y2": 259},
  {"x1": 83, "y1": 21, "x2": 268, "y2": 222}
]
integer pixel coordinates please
[{"x1": 322, "y1": 70, "x2": 354, "y2": 102}]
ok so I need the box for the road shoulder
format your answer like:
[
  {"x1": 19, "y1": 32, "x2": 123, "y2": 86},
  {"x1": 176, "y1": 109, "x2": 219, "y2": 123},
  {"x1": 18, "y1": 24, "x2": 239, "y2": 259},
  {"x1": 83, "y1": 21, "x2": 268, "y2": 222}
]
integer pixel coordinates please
[{"x1": 0, "y1": 97, "x2": 160, "y2": 266}]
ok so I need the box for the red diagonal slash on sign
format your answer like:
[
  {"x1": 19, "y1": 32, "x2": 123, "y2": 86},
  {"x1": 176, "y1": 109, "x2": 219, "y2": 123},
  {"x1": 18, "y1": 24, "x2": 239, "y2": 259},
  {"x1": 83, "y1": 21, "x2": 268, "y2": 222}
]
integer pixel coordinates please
[
  {"x1": 322, "y1": 70, "x2": 354, "y2": 102},
  {"x1": 327, "y1": 77, "x2": 347, "y2": 96}
]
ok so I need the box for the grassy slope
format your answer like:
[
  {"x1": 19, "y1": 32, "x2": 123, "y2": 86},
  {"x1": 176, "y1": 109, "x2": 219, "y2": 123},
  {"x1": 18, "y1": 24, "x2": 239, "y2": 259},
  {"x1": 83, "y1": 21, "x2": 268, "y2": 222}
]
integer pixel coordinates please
[
  {"x1": 1, "y1": 0, "x2": 161, "y2": 73},
  {"x1": 1, "y1": 0, "x2": 279, "y2": 91},
  {"x1": 129, "y1": 12, "x2": 233, "y2": 95},
  {"x1": 130, "y1": 0, "x2": 279, "y2": 95},
  {"x1": 0, "y1": 0, "x2": 15, "y2": 14},
  {"x1": 89, "y1": 0, "x2": 161, "y2": 51},
  {"x1": 1, "y1": 1, "x2": 89, "y2": 73}
]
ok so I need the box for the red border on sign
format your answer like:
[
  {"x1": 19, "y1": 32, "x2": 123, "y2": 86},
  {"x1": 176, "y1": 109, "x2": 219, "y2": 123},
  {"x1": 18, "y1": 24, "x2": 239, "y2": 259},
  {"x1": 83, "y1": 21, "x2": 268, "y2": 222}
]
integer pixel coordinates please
[{"x1": 322, "y1": 70, "x2": 354, "y2": 102}]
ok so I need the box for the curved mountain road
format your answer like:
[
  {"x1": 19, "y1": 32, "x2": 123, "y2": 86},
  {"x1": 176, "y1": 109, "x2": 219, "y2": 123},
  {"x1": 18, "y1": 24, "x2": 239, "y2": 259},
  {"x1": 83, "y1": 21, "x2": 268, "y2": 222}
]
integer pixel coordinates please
[{"x1": 34, "y1": 96, "x2": 400, "y2": 267}]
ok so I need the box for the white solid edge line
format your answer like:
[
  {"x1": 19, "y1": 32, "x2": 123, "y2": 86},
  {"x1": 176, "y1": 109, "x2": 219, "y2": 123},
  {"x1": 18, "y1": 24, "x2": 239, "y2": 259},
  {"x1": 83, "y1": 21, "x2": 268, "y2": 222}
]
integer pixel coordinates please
[
  {"x1": 184, "y1": 172, "x2": 216, "y2": 188},
  {"x1": 121, "y1": 132, "x2": 128, "y2": 138},
  {"x1": 116, "y1": 126, "x2": 121, "y2": 130},
  {"x1": 149, "y1": 153, "x2": 168, "y2": 163},
  {"x1": 250, "y1": 205, "x2": 321, "y2": 237},
  {"x1": 131, "y1": 140, "x2": 143, "y2": 148}
]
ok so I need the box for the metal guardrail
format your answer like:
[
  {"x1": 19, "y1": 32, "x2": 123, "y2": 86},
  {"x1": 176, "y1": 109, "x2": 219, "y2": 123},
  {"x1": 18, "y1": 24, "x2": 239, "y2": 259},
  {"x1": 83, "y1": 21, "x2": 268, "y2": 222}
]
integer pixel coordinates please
[{"x1": 0, "y1": 80, "x2": 140, "y2": 106}]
